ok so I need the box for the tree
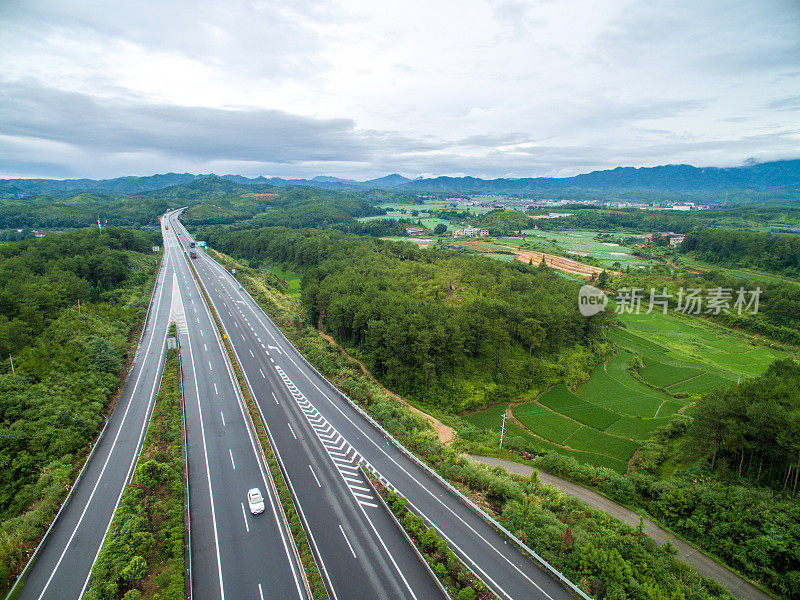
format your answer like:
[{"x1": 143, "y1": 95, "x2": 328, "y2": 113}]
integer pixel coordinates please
[{"x1": 433, "y1": 223, "x2": 447, "y2": 235}]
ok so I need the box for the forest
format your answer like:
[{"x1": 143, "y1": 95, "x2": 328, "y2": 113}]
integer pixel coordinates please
[
  {"x1": 681, "y1": 228, "x2": 800, "y2": 277},
  {"x1": 0, "y1": 175, "x2": 410, "y2": 230},
  {"x1": 0, "y1": 227, "x2": 159, "y2": 590},
  {"x1": 689, "y1": 358, "x2": 800, "y2": 493},
  {"x1": 200, "y1": 225, "x2": 612, "y2": 411}
]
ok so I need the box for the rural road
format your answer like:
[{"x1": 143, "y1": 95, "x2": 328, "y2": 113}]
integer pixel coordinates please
[{"x1": 464, "y1": 455, "x2": 774, "y2": 600}]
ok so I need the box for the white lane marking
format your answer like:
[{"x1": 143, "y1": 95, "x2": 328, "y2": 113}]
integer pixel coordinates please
[
  {"x1": 272, "y1": 392, "x2": 279, "y2": 405},
  {"x1": 200, "y1": 329, "x2": 203, "y2": 336},
  {"x1": 234, "y1": 321, "x2": 239, "y2": 328},
  {"x1": 204, "y1": 343, "x2": 208, "y2": 351},
  {"x1": 69, "y1": 250, "x2": 174, "y2": 600},
  {"x1": 287, "y1": 422, "x2": 297, "y2": 439},
  {"x1": 309, "y1": 465, "x2": 322, "y2": 487},
  {"x1": 260, "y1": 368, "x2": 265, "y2": 378},
  {"x1": 249, "y1": 349, "x2": 254, "y2": 357},
  {"x1": 243, "y1": 333, "x2": 246, "y2": 340},
  {"x1": 259, "y1": 584, "x2": 265, "y2": 600},
  {"x1": 220, "y1": 411, "x2": 225, "y2": 427},
  {"x1": 197, "y1": 317, "x2": 200, "y2": 323},
  {"x1": 339, "y1": 525, "x2": 357, "y2": 558},
  {"x1": 229, "y1": 449, "x2": 236, "y2": 470},
  {"x1": 270, "y1": 357, "x2": 275, "y2": 363},
  {"x1": 214, "y1": 382, "x2": 218, "y2": 395},
  {"x1": 208, "y1": 360, "x2": 213, "y2": 371},
  {"x1": 241, "y1": 503, "x2": 250, "y2": 533},
  {"x1": 186, "y1": 305, "x2": 226, "y2": 599}
]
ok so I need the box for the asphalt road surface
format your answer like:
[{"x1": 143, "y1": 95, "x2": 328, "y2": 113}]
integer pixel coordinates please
[
  {"x1": 168, "y1": 213, "x2": 446, "y2": 600},
  {"x1": 165, "y1": 222, "x2": 309, "y2": 600},
  {"x1": 170, "y1": 214, "x2": 578, "y2": 600},
  {"x1": 15, "y1": 220, "x2": 174, "y2": 600}
]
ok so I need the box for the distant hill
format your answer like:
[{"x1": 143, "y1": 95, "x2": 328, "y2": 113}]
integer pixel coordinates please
[{"x1": 2, "y1": 159, "x2": 798, "y2": 199}]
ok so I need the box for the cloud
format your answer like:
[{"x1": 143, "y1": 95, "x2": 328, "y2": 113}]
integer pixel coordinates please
[{"x1": 0, "y1": 0, "x2": 798, "y2": 179}]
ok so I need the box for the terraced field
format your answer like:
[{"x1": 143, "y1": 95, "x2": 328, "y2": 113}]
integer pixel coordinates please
[
  {"x1": 461, "y1": 310, "x2": 793, "y2": 473},
  {"x1": 461, "y1": 403, "x2": 629, "y2": 472}
]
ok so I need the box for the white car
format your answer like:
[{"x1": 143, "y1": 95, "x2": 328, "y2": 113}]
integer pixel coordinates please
[{"x1": 247, "y1": 488, "x2": 265, "y2": 514}]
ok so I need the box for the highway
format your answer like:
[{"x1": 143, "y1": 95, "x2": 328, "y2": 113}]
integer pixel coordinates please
[
  {"x1": 168, "y1": 213, "x2": 447, "y2": 600},
  {"x1": 169, "y1": 213, "x2": 580, "y2": 600},
  {"x1": 164, "y1": 220, "x2": 309, "y2": 600},
  {"x1": 14, "y1": 221, "x2": 174, "y2": 600}
]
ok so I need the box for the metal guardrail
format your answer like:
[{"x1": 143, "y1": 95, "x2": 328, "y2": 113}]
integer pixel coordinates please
[
  {"x1": 4, "y1": 246, "x2": 169, "y2": 600},
  {"x1": 226, "y1": 269, "x2": 593, "y2": 600}
]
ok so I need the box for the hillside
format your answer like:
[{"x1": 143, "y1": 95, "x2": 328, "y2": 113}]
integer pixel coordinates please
[{"x1": 3, "y1": 159, "x2": 799, "y2": 199}]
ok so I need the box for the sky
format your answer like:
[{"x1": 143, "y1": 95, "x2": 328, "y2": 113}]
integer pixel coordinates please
[{"x1": 0, "y1": 0, "x2": 799, "y2": 180}]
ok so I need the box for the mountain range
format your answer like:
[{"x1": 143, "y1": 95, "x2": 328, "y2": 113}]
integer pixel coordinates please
[{"x1": 1, "y1": 159, "x2": 799, "y2": 199}]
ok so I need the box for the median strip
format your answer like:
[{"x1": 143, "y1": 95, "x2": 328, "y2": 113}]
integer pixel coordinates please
[{"x1": 183, "y1": 253, "x2": 328, "y2": 600}]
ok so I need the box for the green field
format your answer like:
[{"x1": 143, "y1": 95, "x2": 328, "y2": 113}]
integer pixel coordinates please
[
  {"x1": 520, "y1": 229, "x2": 651, "y2": 268},
  {"x1": 260, "y1": 263, "x2": 302, "y2": 299},
  {"x1": 537, "y1": 384, "x2": 620, "y2": 430},
  {"x1": 462, "y1": 307, "x2": 792, "y2": 473},
  {"x1": 461, "y1": 403, "x2": 629, "y2": 472}
]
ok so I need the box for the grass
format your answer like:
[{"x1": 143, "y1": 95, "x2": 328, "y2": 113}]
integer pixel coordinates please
[
  {"x1": 537, "y1": 384, "x2": 619, "y2": 430},
  {"x1": 513, "y1": 402, "x2": 580, "y2": 444},
  {"x1": 260, "y1": 263, "x2": 302, "y2": 299}
]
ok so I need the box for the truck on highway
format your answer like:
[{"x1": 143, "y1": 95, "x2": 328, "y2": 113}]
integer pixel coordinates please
[{"x1": 190, "y1": 250, "x2": 197, "y2": 259}]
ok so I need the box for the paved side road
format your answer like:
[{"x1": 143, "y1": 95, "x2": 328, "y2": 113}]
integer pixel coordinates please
[{"x1": 464, "y1": 455, "x2": 773, "y2": 600}]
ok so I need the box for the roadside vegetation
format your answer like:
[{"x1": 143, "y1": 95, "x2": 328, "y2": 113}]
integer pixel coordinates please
[
  {"x1": 199, "y1": 226, "x2": 614, "y2": 413},
  {"x1": 0, "y1": 227, "x2": 160, "y2": 594},
  {"x1": 83, "y1": 346, "x2": 185, "y2": 600},
  {"x1": 197, "y1": 246, "x2": 739, "y2": 600}
]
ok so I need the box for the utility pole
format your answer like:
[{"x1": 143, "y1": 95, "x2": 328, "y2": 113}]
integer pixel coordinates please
[
  {"x1": 78, "y1": 298, "x2": 81, "y2": 315},
  {"x1": 499, "y1": 413, "x2": 508, "y2": 449},
  {"x1": 9, "y1": 354, "x2": 14, "y2": 374}
]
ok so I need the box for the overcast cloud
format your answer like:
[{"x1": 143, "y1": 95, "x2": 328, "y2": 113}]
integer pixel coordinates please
[{"x1": 0, "y1": 0, "x2": 798, "y2": 179}]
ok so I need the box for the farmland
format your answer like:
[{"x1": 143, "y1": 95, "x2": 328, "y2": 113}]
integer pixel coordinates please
[
  {"x1": 461, "y1": 308, "x2": 793, "y2": 473},
  {"x1": 521, "y1": 229, "x2": 651, "y2": 268}
]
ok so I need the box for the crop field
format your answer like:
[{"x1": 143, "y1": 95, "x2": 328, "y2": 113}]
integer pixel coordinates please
[
  {"x1": 513, "y1": 401, "x2": 580, "y2": 444},
  {"x1": 520, "y1": 229, "x2": 650, "y2": 268},
  {"x1": 575, "y1": 351, "x2": 667, "y2": 417},
  {"x1": 462, "y1": 308, "x2": 792, "y2": 473},
  {"x1": 461, "y1": 403, "x2": 628, "y2": 472},
  {"x1": 614, "y1": 311, "x2": 786, "y2": 379}
]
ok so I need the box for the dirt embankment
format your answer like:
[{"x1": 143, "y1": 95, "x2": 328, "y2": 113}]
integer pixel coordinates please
[
  {"x1": 498, "y1": 245, "x2": 616, "y2": 278},
  {"x1": 317, "y1": 318, "x2": 456, "y2": 445}
]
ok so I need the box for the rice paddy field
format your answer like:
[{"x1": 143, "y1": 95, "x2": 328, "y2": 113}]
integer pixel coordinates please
[
  {"x1": 461, "y1": 309, "x2": 793, "y2": 473},
  {"x1": 520, "y1": 229, "x2": 650, "y2": 268}
]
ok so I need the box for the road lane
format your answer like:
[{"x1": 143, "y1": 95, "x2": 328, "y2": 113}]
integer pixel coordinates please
[
  {"x1": 169, "y1": 213, "x2": 446, "y2": 600},
  {"x1": 174, "y1": 215, "x2": 582, "y2": 600}
]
